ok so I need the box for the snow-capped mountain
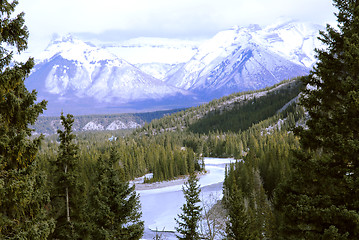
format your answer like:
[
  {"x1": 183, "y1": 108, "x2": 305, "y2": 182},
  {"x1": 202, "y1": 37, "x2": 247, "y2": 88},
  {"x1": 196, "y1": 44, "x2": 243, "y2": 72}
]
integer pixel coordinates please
[
  {"x1": 26, "y1": 20, "x2": 324, "y2": 115},
  {"x1": 255, "y1": 19, "x2": 323, "y2": 67},
  {"x1": 26, "y1": 35, "x2": 192, "y2": 115},
  {"x1": 165, "y1": 20, "x2": 323, "y2": 99}
]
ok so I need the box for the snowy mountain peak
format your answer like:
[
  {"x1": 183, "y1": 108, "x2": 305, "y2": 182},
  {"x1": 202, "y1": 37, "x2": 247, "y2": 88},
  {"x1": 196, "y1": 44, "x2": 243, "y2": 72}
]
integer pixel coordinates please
[
  {"x1": 165, "y1": 20, "x2": 323, "y2": 97},
  {"x1": 39, "y1": 34, "x2": 118, "y2": 64},
  {"x1": 259, "y1": 20, "x2": 323, "y2": 67},
  {"x1": 45, "y1": 34, "x2": 76, "y2": 47}
]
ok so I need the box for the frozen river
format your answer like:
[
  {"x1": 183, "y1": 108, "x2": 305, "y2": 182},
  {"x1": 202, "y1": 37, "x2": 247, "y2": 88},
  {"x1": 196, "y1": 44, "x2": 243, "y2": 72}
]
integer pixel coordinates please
[{"x1": 138, "y1": 158, "x2": 234, "y2": 240}]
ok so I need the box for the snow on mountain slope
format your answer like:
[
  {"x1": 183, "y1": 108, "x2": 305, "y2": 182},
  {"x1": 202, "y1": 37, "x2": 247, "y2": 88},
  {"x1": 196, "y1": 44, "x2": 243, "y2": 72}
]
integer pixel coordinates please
[
  {"x1": 83, "y1": 121, "x2": 104, "y2": 131},
  {"x1": 26, "y1": 35, "x2": 190, "y2": 110},
  {"x1": 106, "y1": 120, "x2": 141, "y2": 130},
  {"x1": 97, "y1": 37, "x2": 202, "y2": 80},
  {"x1": 165, "y1": 20, "x2": 322, "y2": 98},
  {"x1": 100, "y1": 37, "x2": 201, "y2": 64},
  {"x1": 81, "y1": 120, "x2": 141, "y2": 131},
  {"x1": 134, "y1": 63, "x2": 179, "y2": 80},
  {"x1": 254, "y1": 19, "x2": 323, "y2": 67}
]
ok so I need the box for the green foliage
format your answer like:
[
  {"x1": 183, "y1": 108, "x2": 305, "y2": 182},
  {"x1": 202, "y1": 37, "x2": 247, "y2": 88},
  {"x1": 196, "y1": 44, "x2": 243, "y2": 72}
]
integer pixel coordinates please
[
  {"x1": 175, "y1": 173, "x2": 202, "y2": 240},
  {"x1": 49, "y1": 113, "x2": 87, "y2": 239},
  {"x1": 87, "y1": 149, "x2": 144, "y2": 239},
  {"x1": 224, "y1": 181, "x2": 255, "y2": 240},
  {"x1": 221, "y1": 102, "x2": 303, "y2": 239},
  {"x1": 0, "y1": 0, "x2": 54, "y2": 238},
  {"x1": 133, "y1": 79, "x2": 301, "y2": 136},
  {"x1": 189, "y1": 79, "x2": 302, "y2": 134},
  {"x1": 275, "y1": 1, "x2": 359, "y2": 239},
  {"x1": 223, "y1": 162, "x2": 276, "y2": 240}
]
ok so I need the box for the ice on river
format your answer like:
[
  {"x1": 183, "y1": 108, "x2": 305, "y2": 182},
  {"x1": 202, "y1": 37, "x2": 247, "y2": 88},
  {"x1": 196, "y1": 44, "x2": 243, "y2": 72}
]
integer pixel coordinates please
[{"x1": 138, "y1": 157, "x2": 235, "y2": 240}]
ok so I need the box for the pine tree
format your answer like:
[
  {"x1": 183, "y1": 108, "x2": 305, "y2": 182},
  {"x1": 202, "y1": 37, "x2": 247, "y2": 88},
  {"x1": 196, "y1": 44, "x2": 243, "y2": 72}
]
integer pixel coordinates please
[
  {"x1": 88, "y1": 148, "x2": 144, "y2": 239},
  {"x1": 50, "y1": 113, "x2": 86, "y2": 239},
  {"x1": 224, "y1": 181, "x2": 254, "y2": 240},
  {"x1": 0, "y1": 1, "x2": 54, "y2": 238},
  {"x1": 275, "y1": 1, "x2": 359, "y2": 239},
  {"x1": 175, "y1": 173, "x2": 202, "y2": 240}
]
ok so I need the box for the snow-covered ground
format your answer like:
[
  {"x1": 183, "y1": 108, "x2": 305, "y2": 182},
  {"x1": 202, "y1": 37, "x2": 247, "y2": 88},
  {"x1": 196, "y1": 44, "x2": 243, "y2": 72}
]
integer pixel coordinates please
[{"x1": 138, "y1": 157, "x2": 234, "y2": 240}]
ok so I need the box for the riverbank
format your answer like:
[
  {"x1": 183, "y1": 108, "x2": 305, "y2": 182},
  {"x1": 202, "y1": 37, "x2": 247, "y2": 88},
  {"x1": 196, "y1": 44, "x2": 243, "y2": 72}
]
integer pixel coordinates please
[
  {"x1": 134, "y1": 176, "x2": 187, "y2": 191},
  {"x1": 133, "y1": 171, "x2": 208, "y2": 191},
  {"x1": 138, "y1": 158, "x2": 233, "y2": 240}
]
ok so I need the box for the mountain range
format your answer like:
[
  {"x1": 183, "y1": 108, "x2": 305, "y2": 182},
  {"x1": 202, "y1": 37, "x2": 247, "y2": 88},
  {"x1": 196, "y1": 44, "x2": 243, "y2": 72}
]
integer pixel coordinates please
[{"x1": 25, "y1": 19, "x2": 323, "y2": 116}]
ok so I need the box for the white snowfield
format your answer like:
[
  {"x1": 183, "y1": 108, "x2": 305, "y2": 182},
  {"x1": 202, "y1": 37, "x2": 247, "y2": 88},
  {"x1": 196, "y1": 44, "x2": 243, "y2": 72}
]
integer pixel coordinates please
[{"x1": 138, "y1": 157, "x2": 235, "y2": 240}]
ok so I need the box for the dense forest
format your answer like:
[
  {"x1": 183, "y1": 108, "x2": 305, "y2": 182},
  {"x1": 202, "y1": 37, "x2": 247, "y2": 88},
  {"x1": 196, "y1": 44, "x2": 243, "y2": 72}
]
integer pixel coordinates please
[{"x1": 1, "y1": 0, "x2": 359, "y2": 239}]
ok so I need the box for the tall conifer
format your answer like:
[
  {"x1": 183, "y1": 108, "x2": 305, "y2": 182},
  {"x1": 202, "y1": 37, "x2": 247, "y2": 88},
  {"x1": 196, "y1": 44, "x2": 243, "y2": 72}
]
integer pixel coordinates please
[
  {"x1": 0, "y1": 0, "x2": 54, "y2": 238},
  {"x1": 224, "y1": 181, "x2": 254, "y2": 240},
  {"x1": 175, "y1": 173, "x2": 202, "y2": 240},
  {"x1": 50, "y1": 113, "x2": 86, "y2": 239},
  {"x1": 87, "y1": 148, "x2": 144, "y2": 239},
  {"x1": 275, "y1": 0, "x2": 359, "y2": 239}
]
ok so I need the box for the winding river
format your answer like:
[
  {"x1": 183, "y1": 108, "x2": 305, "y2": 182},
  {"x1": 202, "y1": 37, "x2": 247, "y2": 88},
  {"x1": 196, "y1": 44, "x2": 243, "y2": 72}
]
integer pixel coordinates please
[{"x1": 137, "y1": 158, "x2": 234, "y2": 240}]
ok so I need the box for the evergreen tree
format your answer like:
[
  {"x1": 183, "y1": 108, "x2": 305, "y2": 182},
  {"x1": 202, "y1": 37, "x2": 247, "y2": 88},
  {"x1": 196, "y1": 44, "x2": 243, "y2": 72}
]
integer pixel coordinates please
[
  {"x1": 275, "y1": 1, "x2": 359, "y2": 239},
  {"x1": 175, "y1": 173, "x2": 202, "y2": 240},
  {"x1": 224, "y1": 182, "x2": 254, "y2": 240},
  {"x1": 50, "y1": 113, "x2": 86, "y2": 239},
  {"x1": 224, "y1": 161, "x2": 276, "y2": 240},
  {"x1": 88, "y1": 148, "x2": 144, "y2": 239},
  {"x1": 0, "y1": 0, "x2": 54, "y2": 238}
]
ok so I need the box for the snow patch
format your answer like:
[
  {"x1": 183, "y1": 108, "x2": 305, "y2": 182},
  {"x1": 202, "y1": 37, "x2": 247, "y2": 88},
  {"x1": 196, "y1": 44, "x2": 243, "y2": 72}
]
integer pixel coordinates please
[
  {"x1": 82, "y1": 121, "x2": 104, "y2": 131},
  {"x1": 128, "y1": 121, "x2": 141, "y2": 129},
  {"x1": 106, "y1": 120, "x2": 127, "y2": 130},
  {"x1": 261, "y1": 118, "x2": 286, "y2": 136}
]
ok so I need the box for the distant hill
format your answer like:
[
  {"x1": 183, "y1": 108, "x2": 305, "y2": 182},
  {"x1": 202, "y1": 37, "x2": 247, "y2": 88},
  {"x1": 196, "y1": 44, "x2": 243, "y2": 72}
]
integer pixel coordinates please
[
  {"x1": 132, "y1": 77, "x2": 303, "y2": 136},
  {"x1": 33, "y1": 108, "x2": 184, "y2": 135}
]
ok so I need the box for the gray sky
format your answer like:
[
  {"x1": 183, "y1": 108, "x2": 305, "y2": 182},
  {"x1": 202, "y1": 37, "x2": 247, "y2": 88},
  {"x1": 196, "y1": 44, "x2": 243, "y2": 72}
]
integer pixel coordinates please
[{"x1": 17, "y1": 0, "x2": 337, "y2": 55}]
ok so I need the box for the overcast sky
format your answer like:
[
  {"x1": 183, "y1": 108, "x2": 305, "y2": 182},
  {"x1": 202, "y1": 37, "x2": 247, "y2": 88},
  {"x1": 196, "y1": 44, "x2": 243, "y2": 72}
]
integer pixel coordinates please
[{"x1": 17, "y1": 0, "x2": 337, "y2": 55}]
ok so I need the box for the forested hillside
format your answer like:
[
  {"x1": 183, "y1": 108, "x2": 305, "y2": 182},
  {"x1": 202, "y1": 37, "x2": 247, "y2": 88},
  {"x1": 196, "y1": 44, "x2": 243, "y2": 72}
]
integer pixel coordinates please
[
  {"x1": 133, "y1": 78, "x2": 302, "y2": 136},
  {"x1": 33, "y1": 108, "x2": 183, "y2": 135}
]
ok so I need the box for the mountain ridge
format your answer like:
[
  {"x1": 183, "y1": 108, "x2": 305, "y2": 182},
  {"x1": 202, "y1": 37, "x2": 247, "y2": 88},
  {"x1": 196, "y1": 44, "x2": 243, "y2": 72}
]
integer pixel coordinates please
[
  {"x1": 164, "y1": 20, "x2": 321, "y2": 98},
  {"x1": 26, "y1": 35, "x2": 193, "y2": 116},
  {"x1": 25, "y1": 20, "x2": 323, "y2": 115}
]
